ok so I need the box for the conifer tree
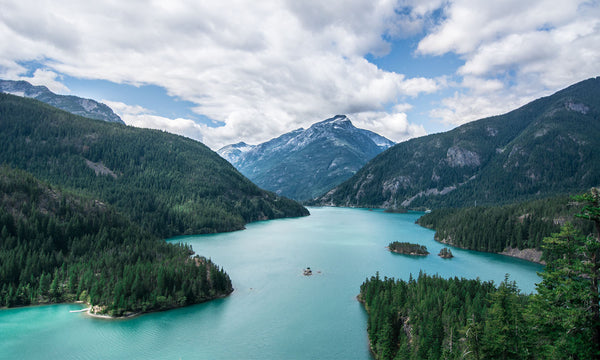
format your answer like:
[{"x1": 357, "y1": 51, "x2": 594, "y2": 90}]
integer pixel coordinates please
[{"x1": 527, "y1": 224, "x2": 594, "y2": 358}]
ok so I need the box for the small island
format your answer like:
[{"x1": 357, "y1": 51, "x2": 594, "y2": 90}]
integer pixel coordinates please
[
  {"x1": 388, "y1": 241, "x2": 429, "y2": 256},
  {"x1": 438, "y1": 247, "x2": 454, "y2": 258}
]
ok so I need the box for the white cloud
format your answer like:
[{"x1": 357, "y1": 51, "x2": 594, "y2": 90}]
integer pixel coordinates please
[
  {"x1": 1, "y1": 0, "x2": 598, "y2": 145},
  {"x1": 24, "y1": 69, "x2": 70, "y2": 94},
  {"x1": 351, "y1": 111, "x2": 427, "y2": 142},
  {"x1": 0, "y1": 0, "x2": 444, "y2": 149},
  {"x1": 105, "y1": 100, "x2": 207, "y2": 143},
  {"x1": 415, "y1": 0, "x2": 600, "y2": 126}
]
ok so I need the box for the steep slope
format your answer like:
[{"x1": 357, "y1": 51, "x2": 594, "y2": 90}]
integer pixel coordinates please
[
  {"x1": 0, "y1": 166, "x2": 233, "y2": 314},
  {"x1": 0, "y1": 79, "x2": 124, "y2": 124},
  {"x1": 218, "y1": 115, "x2": 395, "y2": 201},
  {"x1": 0, "y1": 93, "x2": 308, "y2": 237},
  {"x1": 314, "y1": 77, "x2": 600, "y2": 209},
  {"x1": 217, "y1": 142, "x2": 256, "y2": 168}
]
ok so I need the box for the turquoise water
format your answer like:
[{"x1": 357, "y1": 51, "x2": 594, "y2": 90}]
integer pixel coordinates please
[{"x1": 0, "y1": 207, "x2": 542, "y2": 359}]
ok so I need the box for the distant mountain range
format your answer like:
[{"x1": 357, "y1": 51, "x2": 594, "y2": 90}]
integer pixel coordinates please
[
  {"x1": 218, "y1": 115, "x2": 395, "y2": 201},
  {"x1": 313, "y1": 77, "x2": 600, "y2": 209},
  {"x1": 0, "y1": 79, "x2": 124, "y2": 124}
]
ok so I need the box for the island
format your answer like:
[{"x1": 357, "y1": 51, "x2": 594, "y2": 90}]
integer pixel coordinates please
[
  {"x1": 438, "y1": 247, "x2": 454, "y2": 258},
  {"x1": 388, "y1": 241, "x2": 429, "y2": 256}
]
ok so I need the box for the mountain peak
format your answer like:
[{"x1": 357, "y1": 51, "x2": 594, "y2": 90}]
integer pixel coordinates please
[
  {"x1": 0, "y1": 79, "x2": 124, "y2": 124},
  {"x1": 315, "y1": 114, "x2": 351, "y2": 126},
  {"x1": 218, "y1": 115, "x2": 395, "y2": 201}
]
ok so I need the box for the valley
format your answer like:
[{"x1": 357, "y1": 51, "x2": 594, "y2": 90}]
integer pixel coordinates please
[{"x1": 1, "y1": 77, "x2": 599, "y2": 359}]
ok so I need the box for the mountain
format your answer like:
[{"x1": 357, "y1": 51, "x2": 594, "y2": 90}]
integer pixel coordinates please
[
  {"x1": 0, "y1": 93, "x2": 308, "y2": 237},
  {"x1": 0, "y1": 79, "x2": 124, "y2": 124},
  {"x1": 218, "y1": 115, "x2": 395, "y2": 201},
  {"x1": 217, "y1": 142, "x2": 257, "y2": 168},
  {"x1": 313, "y1": 77, "x2": 600, "y2": 209}
]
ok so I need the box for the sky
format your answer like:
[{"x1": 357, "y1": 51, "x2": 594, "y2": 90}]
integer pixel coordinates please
[{"x1": 1, "y1": 0, "x2": 599, "y2": 150}]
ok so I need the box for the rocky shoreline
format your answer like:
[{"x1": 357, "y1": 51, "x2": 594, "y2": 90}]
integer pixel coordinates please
[
  {"x1": 435, "y1": 235, "x2": 544, "y2": 264},
  {"x1": 499, "y1": 247, "x2": 545, "y2": 264}
]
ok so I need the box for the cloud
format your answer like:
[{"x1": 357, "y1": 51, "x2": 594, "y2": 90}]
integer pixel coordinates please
[
  {"x1": 415, "y1": 0, "x2": 600, "y2": 126},
  {"x1": 0, "y1": 0, "x2": 444, "y2": 149},
  {"x1": 105, "y1": 100, "x2": 208, "y2": 143},
  {"x1": 351, "y1": 111, "x2": 427, "y2": 142},
  {"x1": 1, "y1": 0, "x2": 598, "y2": 146},
  {"x1": 24, "y1": 69, "x2": 70, "y2": 94}
]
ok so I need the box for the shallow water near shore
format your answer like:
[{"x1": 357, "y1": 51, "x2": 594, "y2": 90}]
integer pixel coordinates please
[{"x1": 0, "y1": 207, "x2": 542, "y2": 359}]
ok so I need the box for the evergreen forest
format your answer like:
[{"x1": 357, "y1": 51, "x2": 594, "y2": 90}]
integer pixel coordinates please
[
  {"x1": 417, "y1": 194, "x2": 594, "y2": 254},
  {"x1": 0, "y1": 93, "x2": 308, "y2": 315},
  {"x1": 0, "y1": 93, "x2": 308, "y2": 238},
  {"x1": 361, "y1": 189, "x2": 600, "y2": 359},
  {"x1": 388, "y1": 241, "x2": 429, "y2": 256},
  {"x1": 0, "y1": 166, "x2": 232, "y2": 315}
]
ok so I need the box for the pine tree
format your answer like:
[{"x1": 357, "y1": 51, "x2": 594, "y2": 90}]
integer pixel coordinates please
[
  {"x1": 527, "y1": 223, "x2": 594, "y2": 358},
  {"x1": 574, "y1": 187, "x2": 600, "y2": 356},
  {"x1": 481, "y1": 275, "x2": 528, "y2": 359}
]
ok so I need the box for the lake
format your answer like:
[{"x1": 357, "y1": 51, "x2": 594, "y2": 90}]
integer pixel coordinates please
[{"x1": 0, "y1": 207, "x2": 542, "y2": 359}]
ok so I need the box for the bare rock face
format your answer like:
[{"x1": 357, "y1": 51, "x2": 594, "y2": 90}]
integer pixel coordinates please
[
  {"x1": 446, "y1": 146, "x2": 480, "y2": 168},
  {"x1": 565, "y1": 101, "x2": 589, "y2": 114},
  {"x1": 500, "y1": 247, "x2": 545, "y2": 264}
]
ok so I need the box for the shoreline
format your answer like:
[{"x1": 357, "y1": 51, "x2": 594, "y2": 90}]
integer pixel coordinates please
[
  {"x1": 435, "y1": 236, "x2": 545, "y2": 264},
  {"x1": 417, "y1": 222, "x2": 545, "y2": 265},
  {"x1": 83, "y1": 306, "x2": 141, "y2": 320},
  {"x1": 1, "y1": 291, "x2": 233, "y2": 320}
]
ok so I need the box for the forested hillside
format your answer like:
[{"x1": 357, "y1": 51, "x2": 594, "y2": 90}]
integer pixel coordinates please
[
  {"x1": 0, "y1": 93, "x2": 308, "y2": 238},
  {"x1": 362, "y1": 189, "x2": 600, "y2": 359},
  {"x1": 417, "y1": 194, "x2": 594, "y2": 256},
  {"x1": 314, "y1": 77, "x2": 600, "y2": 209},
  {"x1": 0, "y1": 166, "x2": 232, "y2": 315}
]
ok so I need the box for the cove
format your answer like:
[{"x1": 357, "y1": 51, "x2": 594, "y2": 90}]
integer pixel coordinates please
[{"x1": 0, "y1": 207, "x2": 542, "y2": 359}]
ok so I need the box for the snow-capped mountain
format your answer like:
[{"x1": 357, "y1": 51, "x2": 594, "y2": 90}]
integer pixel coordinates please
[
  {"x1": 218, "y1": 115, "x2": 395, "y2": 201},
  {"x1": 217, "y1": 142, "x2": 256, "y2": 168},
  {"x1": 0, "y1": 80, "x2": 124, "y2": 124}
]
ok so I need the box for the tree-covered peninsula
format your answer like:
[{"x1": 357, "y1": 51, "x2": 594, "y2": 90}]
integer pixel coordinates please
[
  {"x1": 388, "y1": 241, "x2": 429, "y2": 256},
  {"x1": 417, "y1": 194, "x2": 594, "y2": 262},
  {"x1": 361, "y1": 188, "x2": 600, "y2": 359},
  {"x1": 0, "y1": 167, "x2": 232, "y2": 315}
]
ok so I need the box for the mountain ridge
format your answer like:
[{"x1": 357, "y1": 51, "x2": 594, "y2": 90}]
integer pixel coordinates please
[
  {"x1": 218, "y1": 115, "x2": 395, "y2": 201},
  {"x1": 312, "y1": 77, "x2": 600, "y2": 209},
  {"x1": 0, "y1": 93, "x2": 308, "y2": 237},
  {"x1": 0, "y1": 79, "x2": 124, "y2": 124}
]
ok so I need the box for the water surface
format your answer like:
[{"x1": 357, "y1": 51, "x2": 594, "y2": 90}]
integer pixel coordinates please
[{"x1": 0, "y1": 207, "x2": 542, "y2": 359}]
